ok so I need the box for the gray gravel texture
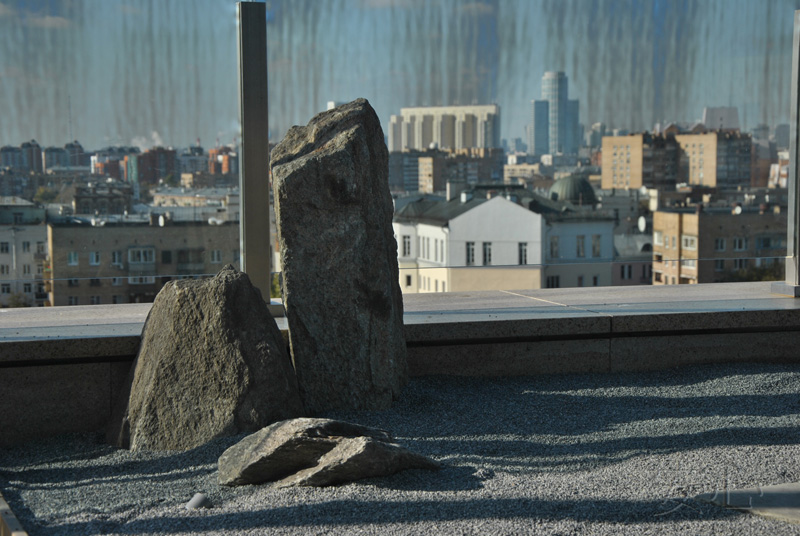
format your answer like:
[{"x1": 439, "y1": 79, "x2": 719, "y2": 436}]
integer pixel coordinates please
[{"x1": 3, "y1": 362, "x2": 800, "y2": 535}]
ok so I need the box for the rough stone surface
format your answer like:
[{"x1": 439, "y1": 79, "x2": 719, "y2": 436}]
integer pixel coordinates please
[
  {"x1": 218, "y1": 417, "x2": 439, "y2": 487},
  {"x1": 270, "y1": 98, "x2": 408, "y2": 413},
  {"x1": 107, "y1": 265, "x2": 305, "y2": 452}
]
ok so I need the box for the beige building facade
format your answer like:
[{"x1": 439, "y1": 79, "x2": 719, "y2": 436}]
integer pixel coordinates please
[
  {"x1": 389, "y1": 105, "x2": 501, "y2": 152},
  {"x1": 652, "y1": 207, "x2": 786, "y2": 285},
  {"x1": 46, "y1": 220, "x2": 239, "y2": 306},
  {"x1": 601, "y1": 133, "x2": 679, "y2": 191}
]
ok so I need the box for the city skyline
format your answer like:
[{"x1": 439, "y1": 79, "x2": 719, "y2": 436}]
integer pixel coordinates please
[{"x1": 1, "y1": 0, "x2": 799, "y2": 151}]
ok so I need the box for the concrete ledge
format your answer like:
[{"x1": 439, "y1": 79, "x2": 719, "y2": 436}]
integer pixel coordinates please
[{"x1": 3, "y1": 282, "x2": 800, "y2": 446}]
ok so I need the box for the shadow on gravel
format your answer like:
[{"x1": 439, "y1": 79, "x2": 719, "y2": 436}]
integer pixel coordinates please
[
  {"x1": 327, "y1": 363, "x2": 800, "y2": 475},
  {"x1": 367, "y1": 465, "x2": 487, "y2": 492},
  {"x1": 45, "y1": 496, "x2": 741, "y2": 535}
]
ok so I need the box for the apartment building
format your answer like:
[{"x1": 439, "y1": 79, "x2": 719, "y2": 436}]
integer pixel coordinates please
[
  {"x1": 674, "y1": 131, "x2": 752, "y2": 189},
  {"x1": 388, "y1": 104, "x2": 501, "y2": 152},
  {"x1": 600, "y1": 133, "x2": 679, "y2": 190},
  {"x1": 0, "y1": 197, "x2": 47, "y2": 307},
  {"x1": 46, "y1": 219, "x2": 239, "y2": 306},
  {"x1": 652, "y1": 205, "x2": 786, "y2": 285}
]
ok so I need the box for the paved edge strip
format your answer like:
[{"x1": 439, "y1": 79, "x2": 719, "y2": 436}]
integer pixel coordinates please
[{"x1": 0, "y1": 490, "x2": 28, "y2": 536}]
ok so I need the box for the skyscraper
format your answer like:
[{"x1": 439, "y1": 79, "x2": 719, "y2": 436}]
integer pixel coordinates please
[{"x1": 529, "y1": 72, "x2": 580, "y2": 157}]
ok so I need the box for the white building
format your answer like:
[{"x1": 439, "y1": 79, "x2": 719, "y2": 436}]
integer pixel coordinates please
[{"x1": 393, "y1": 178, "x2": 615, "y2": 293}]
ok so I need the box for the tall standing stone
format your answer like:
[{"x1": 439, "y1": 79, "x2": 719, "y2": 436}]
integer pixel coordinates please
[{"x1": 270, "y1": 98, "x2": 407, "y2": 413}]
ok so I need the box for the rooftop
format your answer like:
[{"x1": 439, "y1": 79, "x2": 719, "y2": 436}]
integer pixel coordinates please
[{"x1": 3, "y1": 282, "x2": 800, "y2": 533}]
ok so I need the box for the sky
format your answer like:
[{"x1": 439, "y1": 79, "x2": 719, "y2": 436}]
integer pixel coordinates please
[{"x1": 1, "y1": 0, "x2": 799, "y2": 151}]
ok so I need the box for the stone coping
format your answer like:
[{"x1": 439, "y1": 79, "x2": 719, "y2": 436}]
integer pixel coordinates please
[{"x1": 2, "y1": 281, "x2": 798, "y2": 368}]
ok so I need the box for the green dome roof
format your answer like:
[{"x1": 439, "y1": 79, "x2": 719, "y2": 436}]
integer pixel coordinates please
[{"x1": 548, "y1": 176, "x2": 598, "y2": 206}]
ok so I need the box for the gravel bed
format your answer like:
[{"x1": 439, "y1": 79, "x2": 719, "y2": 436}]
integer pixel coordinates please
[{"x1": 3, "y1": 362, "x2": 800, "y2": 535}]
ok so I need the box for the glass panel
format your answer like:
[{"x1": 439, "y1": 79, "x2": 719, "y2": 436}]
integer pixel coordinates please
[
  {"x1": 0, "y1": 1, "x2": 243, "y2": 307},
  {"x1": 0, "y1": 1, "x2": 793, "y2": 304}
]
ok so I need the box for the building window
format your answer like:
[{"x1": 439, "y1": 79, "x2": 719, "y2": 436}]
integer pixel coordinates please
[
  {"x1": 671, "y1": 236, "x2": 676, "y2": 249},
  {"x1": 402, "y1": 235, "x2": 411, "y2": 257},
  {"x1": 576, "y1": 235, "x2": 585, "y2": 258},
  {"x1": 405, "y1": 275, "x2": 412, "y2": 287},
  {"x1": 734, "y1": 258, "x2": 748, "y2": 270},
  {"x1": 68, "y1": 251, "x2": 79, "y2": 266},
  {"x1": 68, "y1": 296, "x2": 79, "y2": 305},
  {"x1": 518, "y1": 242, "x2": 528, "y2": 265},
  {"x1": 1, "y1": 284, "x2": 10, "y2": 294},
  {"x1": 112, "y1": 295, "x2": 123, "y2": 304},
  {"x1": 90, "y1": 278, "x2": 101, "y2": 287},
  {"x1": 89, "y1": 251, "x2": 101, "y2": 265},
  {"x1": 593, "y1": 275, "x2": 599, "y2": 286},
  {"x1": 592, "y1": 235, "x2": 601, "y2": 258},
  {"x1": 549, "y1": 236, "x2": 559, "y2": 259},
  {"x1": 546, "y1": 275, "x2": 560, "y2": 288},
  {"x1": 681, "y1": 259, "x2": 697, "y2": 269},
  {"x1": 714, "y1": 259, "x2": 725, "y2": 272},
  {"x1": 68, "y1": 278, "x2": 79, "y2": 287},
  {"x1": 23, "y1": 283, "x2": 31, "y2": 293},
  {"x1": 0, "y1": 242, "x2": 8, "y2": 254},
  {"x1": 654, "y1": 231, "x2": 663, "y2": 246},
  {"x1": 714, "y1": 238, "x2": 726, "y2": 252},
  {"x1": 211, "y1": 250, "x2": 223, "y2": 264},
  {"x1": 482, "y1": 242, "x2": 492, "y2": 266},
  {"x1": 22, "y1": 264, "x2": 30, "y2": 275},
  {"x1": 129, "y1": 276, "x2": 156, "y2": 285},
  {"x1": 733, "y1": 237, "x2": 748, "y2": 251},
  {"x1": 90, "y1": 296, "x2": 101, "y2": 305},
  {"x1": 161, "y1": 250, "x2": 173, "y2": 264},
  {"x1": 577, "y1": 275, "x2": 584, "y2": 287},
  {"x1": 112, "y1": 250, "x2": 124, "y2": 266},
  {"x1": 466, "y1": 242, "x2": 475, "y2": 266},
  {"x1": 620, "y1": 264, "x2": 632, "y2": 280},
  {"x1": 36, "y1": 242, "x2": 45, "y2": 254},
  {"x1": 0, "y1": 264, "x2": 9, "y2": 275},
  {"x1": 22, "y1": 241, "x2": 30, "y2": 253},
  {"x1": 129, "y1": 247, "x2": 155, "y2": 264},
  {"x1": 681, "y1": 235, "x2": 697, "y2": 250}
]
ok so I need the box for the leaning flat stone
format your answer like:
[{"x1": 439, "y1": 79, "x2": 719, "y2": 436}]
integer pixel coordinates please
[
  {"x1": 108, "y1": 266, "x2": 305, "y2": 452},
  {"x1": 695, "y1": 481, "x2": 800, "y2": 524},
  {"x1": 274, "y1": 435, "x2": 440, "y2": 488},
  {"x1": 218, "y1": 417, "x2": 438, "y2": 487},
  {"x1": 270, "y1": 98, "x2": 408, "y2": 413}
]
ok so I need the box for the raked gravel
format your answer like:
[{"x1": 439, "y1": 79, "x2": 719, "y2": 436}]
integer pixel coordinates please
[{"x1": 3, "y1": 362, "x2": 800, "y2": 535}]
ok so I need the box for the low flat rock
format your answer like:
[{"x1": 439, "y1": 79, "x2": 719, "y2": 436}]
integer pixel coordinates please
[{"x1": 218, "y1": 418, "x2": 439, "y2": 487}]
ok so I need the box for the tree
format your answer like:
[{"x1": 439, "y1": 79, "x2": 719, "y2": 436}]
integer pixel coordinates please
[
  {"x1": 719, "y1": 262, "x2": 784, "y2": 283},
  {"x1": 33, "y1": 186, "x2": 57, "y2": 204},
  {"x1": 7, "y1": 293, "x2": 31, "y2": 308},
  {"x1": 270, "y1": 273, "x2": 282, "y2": 299}
]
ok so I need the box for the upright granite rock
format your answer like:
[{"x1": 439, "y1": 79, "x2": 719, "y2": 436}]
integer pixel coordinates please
[
  {"x1": 270, "y1": 98, "x2": 408, "y2": 413},
  {"x1": 107, "y1": 265, "x2": 305, "y2": 451}
]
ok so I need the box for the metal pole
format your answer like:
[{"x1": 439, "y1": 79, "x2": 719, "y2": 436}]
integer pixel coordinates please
[
  {"x1": 773, "y1": 10, "x2": 800, "y2": 296},
  {"x1": 236, "y1": 2, "x2": 271, "y2": 299}
]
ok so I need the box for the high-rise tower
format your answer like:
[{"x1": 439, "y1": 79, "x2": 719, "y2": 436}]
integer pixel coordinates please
[{"x1": 530, "y1": 72, "x2": 580, "y2": 156}]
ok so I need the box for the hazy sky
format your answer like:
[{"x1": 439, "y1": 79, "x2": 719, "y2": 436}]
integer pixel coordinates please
[{"x1": 1, "y1": 0, "x2": 799, "y2": 150}]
